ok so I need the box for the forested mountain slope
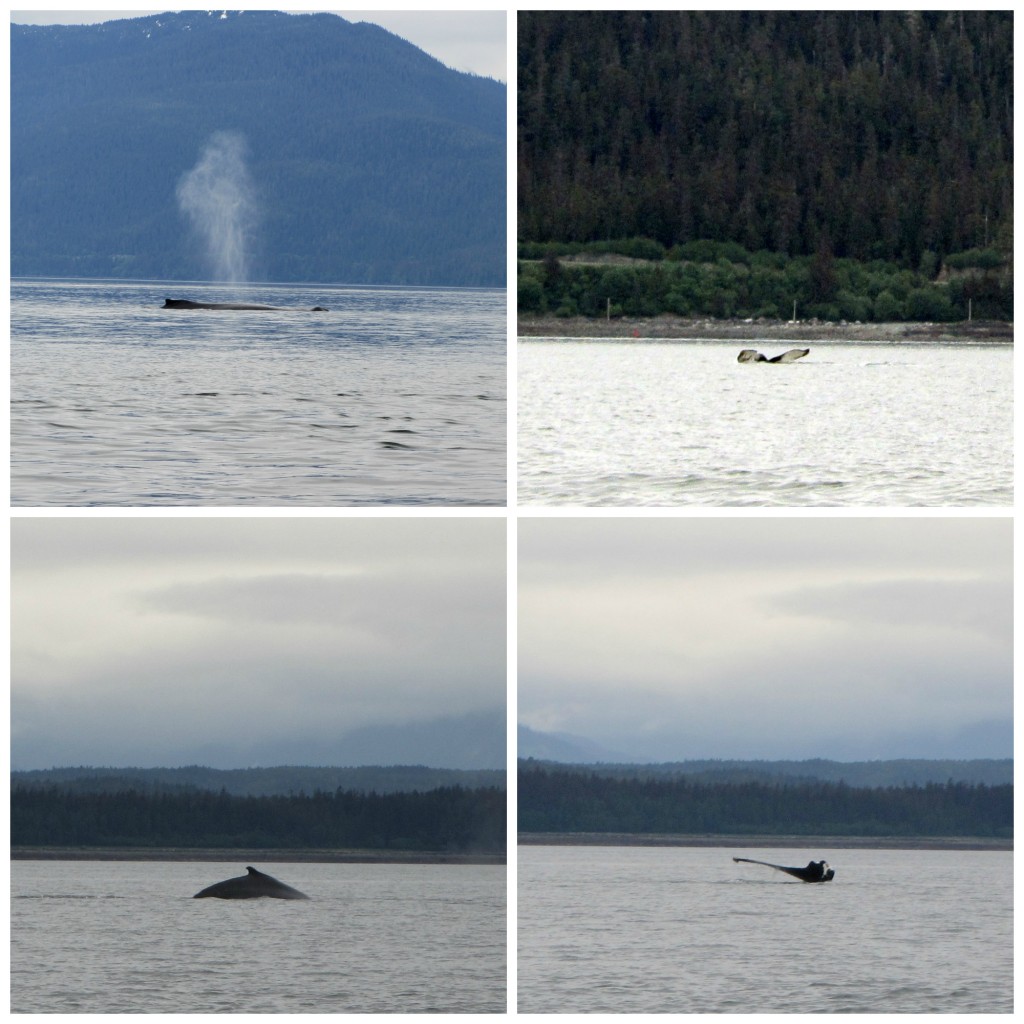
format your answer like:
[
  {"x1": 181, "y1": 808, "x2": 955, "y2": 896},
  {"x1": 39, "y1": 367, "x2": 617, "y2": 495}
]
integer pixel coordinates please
[
  {"x1": 518, "y1": 11, "x2": 1011, "y2": 269},
  {"x1": 12, "y1": 11, "x2": 505, "y2": 285}
]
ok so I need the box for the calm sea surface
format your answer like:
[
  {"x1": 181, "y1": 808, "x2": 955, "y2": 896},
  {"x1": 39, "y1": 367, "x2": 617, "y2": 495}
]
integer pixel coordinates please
[
  {"x1": 11, "y1": 860, "x2": 506, "y2": 1013},
  {"x1": 518, "y1": 337, "x2": 1012, "y2": 506},
  {"x1": 12, "y1": 280, "x2": 506, "y2": 506},
  {"x1": 518, "y1": 845, "x2": 1012, "y2": 1013}
]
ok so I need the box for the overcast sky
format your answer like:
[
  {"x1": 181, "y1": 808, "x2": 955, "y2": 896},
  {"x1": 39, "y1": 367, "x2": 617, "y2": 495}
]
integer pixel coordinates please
[
  {"x1": 12, "y1": 517, "x2": 505, "y2": 770},
  {"x1": 9, "y1": 9, "x2": 508, "y2": 81},
  {"x1": 519, "y1": 517, "x2": 1012, "y2": 761}
]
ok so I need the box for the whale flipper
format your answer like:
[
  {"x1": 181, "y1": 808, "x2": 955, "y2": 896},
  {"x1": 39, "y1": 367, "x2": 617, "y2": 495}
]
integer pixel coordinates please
[
  {"x1": 733, "y1": 856, "x2": 834, "y2": 883},
  {"x1": 193, "y1": 866, "x2": 310, "y2": 899}
]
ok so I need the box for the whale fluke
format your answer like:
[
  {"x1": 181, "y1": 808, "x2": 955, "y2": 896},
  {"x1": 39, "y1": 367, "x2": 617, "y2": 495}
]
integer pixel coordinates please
[
  {"x1": 737, "y1": 348, "x2": 810, "y2": 363},
  {"x1": 163, "y1": 298, "x2": 329, "y2": 312},
  {"x1": 733, "y1": 857, "x2": 835, "y2": 883},
  {"x1": 193, "y1": 865, "x2": 310, "y2": 900}
]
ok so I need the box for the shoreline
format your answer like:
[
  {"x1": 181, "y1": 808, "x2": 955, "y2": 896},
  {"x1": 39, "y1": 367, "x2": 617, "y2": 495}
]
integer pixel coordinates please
[
  {"x1": 518, "y1": 833, "x2": 1011, "y2": 852},
  {"x1": 518, "y1": 313, "x2": 1013, "y2": 343},
  {"x1": 11, "y1": 846, "x2": 505, "y2": 865}
]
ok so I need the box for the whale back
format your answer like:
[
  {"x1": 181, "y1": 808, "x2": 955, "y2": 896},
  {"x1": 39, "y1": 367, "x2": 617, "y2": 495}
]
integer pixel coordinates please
[
  {"x1": 193, "y1": 866, "x2": 310, "y2": 899},
  {"x1": 163, "y1": 298, "x2": 328, "y2": 311}
]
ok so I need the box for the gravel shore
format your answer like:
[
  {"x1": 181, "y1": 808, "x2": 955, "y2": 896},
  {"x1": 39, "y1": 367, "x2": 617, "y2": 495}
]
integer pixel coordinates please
[
  {"x1": 11, "y1": 846, "x2": 505, "y2": 864},
  {"x1": 518, "y1": 833, "x2": 1011, "y2": 851},
  {"x1": 519, "y1": 314, "x2": 1012, "y2": 343}
]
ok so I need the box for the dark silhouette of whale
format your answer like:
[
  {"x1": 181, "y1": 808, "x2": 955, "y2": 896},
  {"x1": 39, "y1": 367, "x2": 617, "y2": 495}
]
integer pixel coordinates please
[
  {"x1": 733, "y1": 857, "x2": 835, "y2": 882},
  {"x1": 737, "y1": 348, "x2": 810, "y2": 363},
  {"x1": 163, "y1": 299, "x2": 328, "y2": 311},
  {"x1": 193, "y1": 866, "x2": 310, "y2": 900}
]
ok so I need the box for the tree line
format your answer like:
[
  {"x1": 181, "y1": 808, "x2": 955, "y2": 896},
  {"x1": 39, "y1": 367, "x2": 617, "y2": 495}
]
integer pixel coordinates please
[
  {"x1": 519, "y1": 11, "x2": 1011, "y2": 271},
  {"x1": 518, "y1": 766, "x2": 1011, "y2": 838},
  {"x1": 518, "y1": 239, "x2": 1011, "y2": 321},
  {"x1": 12, "y1": 784, "x2": 506, "y2": 853},
  {"x1": 12, "y1": 764, "x2": 506, "y2": 798},
  {"x1": 518, "y1": 756, "x2": 1013, "y2": 788}
]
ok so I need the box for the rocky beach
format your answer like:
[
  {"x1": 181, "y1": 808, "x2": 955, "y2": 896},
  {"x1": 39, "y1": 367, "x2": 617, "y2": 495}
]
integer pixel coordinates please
[{"x1": 519, "y1": 314, "x2": 1013, "y2": 343}]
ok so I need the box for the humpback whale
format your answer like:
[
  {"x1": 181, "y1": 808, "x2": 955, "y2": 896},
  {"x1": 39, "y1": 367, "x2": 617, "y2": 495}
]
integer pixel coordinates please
[
  {"x1": 163, "y1": 299, "x2": 329, "y2": 311},
  {"x1": 733, "y1": 857, "x2": 835, "y2": 883},
  {"x1": 193, "y1": 866, "x2": 310, "y2": 900},
  {"x1": 737, "y1": 348, "x2": 810, "y2": 363}
]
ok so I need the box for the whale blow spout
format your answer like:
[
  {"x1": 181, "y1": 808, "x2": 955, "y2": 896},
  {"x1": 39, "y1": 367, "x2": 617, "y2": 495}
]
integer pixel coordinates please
[
  {"x1": 193, "y1": 865, "x2": 310, "y2": 900},
  {"x1": 733, "y1": 857, "x2": 835, "y2": 883},
  {"x1": 737, "y1": 348, "x2": 810, "y2": 363}
]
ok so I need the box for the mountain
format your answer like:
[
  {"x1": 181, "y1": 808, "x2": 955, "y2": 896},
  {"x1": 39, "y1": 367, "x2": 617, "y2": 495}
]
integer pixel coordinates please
[
  {"x1": 329, "y1": 710, "x2": 506, "y2": 771},
  {"x1": 518, "y1": 719, "x2": 1013, "y2": 764},
  {"x1": 517, "y1": 724, "x2": 634, "y2": 763},
  {"x1": 11, "y1": 11, "x2": 505, "y2": 286}
]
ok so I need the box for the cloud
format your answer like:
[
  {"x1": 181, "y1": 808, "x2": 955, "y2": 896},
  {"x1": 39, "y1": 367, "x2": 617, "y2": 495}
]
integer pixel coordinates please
[
  {"x1": 12, "y1": 517, "x2": 505, "y2": 769},
  {"x1": 518, "y1": 517, "x2": 1012, "y2": 759}
]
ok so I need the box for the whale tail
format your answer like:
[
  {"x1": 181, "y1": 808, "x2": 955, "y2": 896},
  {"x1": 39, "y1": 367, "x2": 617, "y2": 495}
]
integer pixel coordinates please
[
  {"x1": 733, "y1": 856, "x2": 834, "y2": 883},
  {"x1": 768, "y1": 348, "x2": 810, "y2": 363},
  {"x1": 737, "y1": 348, "x2": 809, "y2": 363}
]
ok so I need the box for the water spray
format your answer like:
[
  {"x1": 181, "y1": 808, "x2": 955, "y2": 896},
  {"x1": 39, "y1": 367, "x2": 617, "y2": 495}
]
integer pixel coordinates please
[{"x1": 176, "y1": 131, "x2": 256, "y2": 285}]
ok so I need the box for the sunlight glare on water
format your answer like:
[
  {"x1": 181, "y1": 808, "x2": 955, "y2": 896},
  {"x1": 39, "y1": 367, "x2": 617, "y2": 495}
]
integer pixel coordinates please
[{"x1": 518, "y1": 337, "x2": 1011, "y2": 506}]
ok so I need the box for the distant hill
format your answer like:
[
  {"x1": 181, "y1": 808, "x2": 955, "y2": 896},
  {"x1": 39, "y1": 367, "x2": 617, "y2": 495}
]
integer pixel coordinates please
[
  {"x1": 11, "y1": 11, "x2": 505, "y2": 286},
  {"x1": 12, "y1": 709, "x2": 506, "y2": 774},
  {"x1": 12, "y1": 764, "x2": 505, "y2": 797},
  {"x1": 518, "y1": 757, "x2": 1012, "y2": 788},
  {"x1": 517, "y1": 724, "x2": 634, "y2": 763}
]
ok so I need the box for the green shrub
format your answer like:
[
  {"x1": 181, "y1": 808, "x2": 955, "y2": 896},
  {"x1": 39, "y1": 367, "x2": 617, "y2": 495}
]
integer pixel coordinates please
[
  {"x1": 873, "y1": 289, "x2": 903, "y2": 321},
  {"x1": 945, "y1": 247, "x2": 1006, "y2": 271}
]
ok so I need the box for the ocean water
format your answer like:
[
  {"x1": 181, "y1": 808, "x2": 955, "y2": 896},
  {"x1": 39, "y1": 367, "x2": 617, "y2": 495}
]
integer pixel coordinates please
[
  {"x1": 517, "y1": 845, "x2": 1012, "y2": 1013},
  {"x1": 518, "y1": 337, "x2": 1012, "y2": 506},
  {"x1": 11, "y1": 860, "x2": 506, "y2": 1013},
  {"x1": 11, "y1": 280, "x2": 506, "y2": 506}
]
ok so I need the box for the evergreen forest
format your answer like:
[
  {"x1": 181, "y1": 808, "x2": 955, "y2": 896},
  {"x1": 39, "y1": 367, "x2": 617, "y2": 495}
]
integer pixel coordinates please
[
  {"x1": 12, "y1": 764, "x2": 506, "y2": 798},
  {"x1": 518, "y1": 12, "x2": 1012, "y2": 321},
  {"x1": 518, "y1": 757, "x2": 1012, "y2": 788},
  {"x1": 12, "y1": 784, "x2": 506, "y2": 853},
  {"x1": 518, "y1": 765, "x2": 1011, "y2": 839}
]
